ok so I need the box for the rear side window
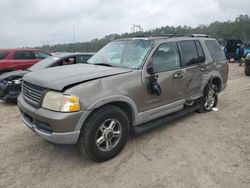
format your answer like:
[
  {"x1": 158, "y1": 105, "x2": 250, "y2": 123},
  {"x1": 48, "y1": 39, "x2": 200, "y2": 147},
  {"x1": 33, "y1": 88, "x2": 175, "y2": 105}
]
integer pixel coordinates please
[
  {"x1": 35, "y1": 52, "x2": 50, "y2": 60},
  {"x1": 75, "y1": 55, "x2": 92, "y2": 63},
  {"x1": 179, "y1": 41, "x2": 199, "y2": 66},
  {"x1": 0, "y1": 51, "x2": 10, "y2": 60},
  {"x1": 205, "y1": 40, "x2": 226, "y2": 61},
  {"x1": 13, "y1": 51, "x2": 36, "y2": 60}
]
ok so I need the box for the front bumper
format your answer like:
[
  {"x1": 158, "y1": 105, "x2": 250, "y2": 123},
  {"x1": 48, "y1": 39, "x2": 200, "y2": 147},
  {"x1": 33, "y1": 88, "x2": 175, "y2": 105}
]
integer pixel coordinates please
[
  {"x1": 0, "y1": 81, "x2": 21, "y2": 100},
  {"x1": 18, "y1": 95, "x2": 83, "y2": 144}
]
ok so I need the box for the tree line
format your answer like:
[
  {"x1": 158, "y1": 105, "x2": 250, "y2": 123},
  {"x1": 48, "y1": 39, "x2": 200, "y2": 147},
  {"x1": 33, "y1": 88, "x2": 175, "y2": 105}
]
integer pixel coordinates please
[{"x1": 38, "y1": 15, "x2": 250, "y2": 53}]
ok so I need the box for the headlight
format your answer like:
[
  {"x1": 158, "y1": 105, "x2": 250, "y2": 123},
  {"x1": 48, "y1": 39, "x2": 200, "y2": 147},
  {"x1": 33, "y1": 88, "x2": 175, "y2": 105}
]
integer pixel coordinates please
[
  {"x1": 13, "y1": 78, "x2": 23, "y2": 85},
  {"x1": 42, "y1": 91, "x2": 80, "y2": 112},
  {"x1": 8, "y1": 78, "x2": 22, "y2": 85}
]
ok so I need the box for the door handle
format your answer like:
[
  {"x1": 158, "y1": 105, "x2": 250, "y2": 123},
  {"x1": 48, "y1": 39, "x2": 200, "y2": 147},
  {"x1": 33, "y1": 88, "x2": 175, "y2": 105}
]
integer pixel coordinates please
[
  {"x1": 200, "y1": 66, "x2": 208, "y2": 71},
  {"x1": 173, "y1": 72, "x2": 184, "y2": 79}
]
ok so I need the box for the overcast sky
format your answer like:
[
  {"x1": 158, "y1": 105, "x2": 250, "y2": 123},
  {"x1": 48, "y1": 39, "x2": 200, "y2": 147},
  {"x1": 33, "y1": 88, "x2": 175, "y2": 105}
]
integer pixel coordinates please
[{"x1": 0, "y1": 0, "x2": 249, "y2": 48}]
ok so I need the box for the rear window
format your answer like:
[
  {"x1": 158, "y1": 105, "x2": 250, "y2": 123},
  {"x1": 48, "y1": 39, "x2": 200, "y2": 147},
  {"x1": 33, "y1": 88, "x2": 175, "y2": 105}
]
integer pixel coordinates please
[
  {"x1": 35, "y1": 52, "x2": 50, "y2": 60},
  {"x1": 0, "y1": 51, "x2": 10, "y2": 60},
  {"x1": 205, "y1": 40, "x2": 226, "y2": 61},
  {"x1": 13, "y1": 51, "x2": 36, "y2": 60}
]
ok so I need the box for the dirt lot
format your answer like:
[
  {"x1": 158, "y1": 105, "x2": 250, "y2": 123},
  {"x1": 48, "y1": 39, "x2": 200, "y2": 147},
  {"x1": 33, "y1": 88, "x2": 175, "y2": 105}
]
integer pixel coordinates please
[{"x1": 0, "y1": 64, "x2": 249, "y2": 188}]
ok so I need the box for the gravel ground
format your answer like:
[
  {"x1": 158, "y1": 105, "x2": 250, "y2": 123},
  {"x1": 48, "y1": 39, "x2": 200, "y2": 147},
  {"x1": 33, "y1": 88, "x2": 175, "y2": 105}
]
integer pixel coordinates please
[{"x1": 0, "y1": 64, "x2": 249, "y2": 188}]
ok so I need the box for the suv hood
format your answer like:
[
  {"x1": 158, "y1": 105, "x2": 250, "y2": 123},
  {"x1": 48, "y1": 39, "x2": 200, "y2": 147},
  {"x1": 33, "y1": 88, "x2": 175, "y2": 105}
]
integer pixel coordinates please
[{"x1": 24, "y1": 64, "x2": 133, "y2": 91}]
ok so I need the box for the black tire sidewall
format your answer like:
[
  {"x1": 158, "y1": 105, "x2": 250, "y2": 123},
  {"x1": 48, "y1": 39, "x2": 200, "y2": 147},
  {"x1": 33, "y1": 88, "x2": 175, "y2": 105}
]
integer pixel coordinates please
[
  {"x1": 245, "y1": 64, "x2": 250, "y2": 76},
  {"x1": 83, "y1": 106, "x2": 129, "y2": 161},
  {"x1": 199, "y1": 84, "x2": 218, "y2": 113}
]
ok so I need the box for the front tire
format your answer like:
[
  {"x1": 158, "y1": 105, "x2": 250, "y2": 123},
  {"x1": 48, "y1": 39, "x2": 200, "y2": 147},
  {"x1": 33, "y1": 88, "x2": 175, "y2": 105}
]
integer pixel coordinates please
[
  {"x1": 78, "y1": 105, "x2": 129, "y2": 162},
  {"x1": 198, "y1": 84, "x2": 218, "y2": 113}
]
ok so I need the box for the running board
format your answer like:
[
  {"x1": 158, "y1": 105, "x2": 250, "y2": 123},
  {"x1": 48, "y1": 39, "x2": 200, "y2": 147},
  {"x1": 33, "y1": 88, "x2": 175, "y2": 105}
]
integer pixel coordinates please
[{"x1": 131, "y1": 104, "x2": 200, "y2": 134}]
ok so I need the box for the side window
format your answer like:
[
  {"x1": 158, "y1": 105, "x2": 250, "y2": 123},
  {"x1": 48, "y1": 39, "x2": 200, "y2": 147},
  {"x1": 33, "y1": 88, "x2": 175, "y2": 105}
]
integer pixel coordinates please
[
  {"x1": 0, "y1": 51, "x2": 10, "y2": 60},
  {"x1": 152, "y1": 42, "x2": 180, "y2": 73},
  {"x1": 13, "y1": 51, "x2": 36, "y2": 60},
  {"x1": 179, "y1": 41, "x2": 199, "y2": 66},
  {"x1": 195, "y1": 41, "x2": 205, "y2": 62},
  {"x1": 75, "y1": 55, "x2": 92, "y2": 63},
  {"x1": 205, "y1": 40, "x2": 226, "y2": 61},
  {"x1": 35, "y1": 52, "x2": 50, "y2": 60}
]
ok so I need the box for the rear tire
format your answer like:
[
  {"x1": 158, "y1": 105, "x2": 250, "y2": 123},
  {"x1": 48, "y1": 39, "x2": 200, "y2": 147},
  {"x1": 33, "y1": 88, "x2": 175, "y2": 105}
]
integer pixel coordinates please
[
  {"x1": 198, "y1": 84, "x2": 218, "y2": 113},
  {"x1": 245, "y1": 64, "x2": 250, "y2": 76},
  {"x1": 78, "y1": 105, "x2": 129, "y2": 162}
]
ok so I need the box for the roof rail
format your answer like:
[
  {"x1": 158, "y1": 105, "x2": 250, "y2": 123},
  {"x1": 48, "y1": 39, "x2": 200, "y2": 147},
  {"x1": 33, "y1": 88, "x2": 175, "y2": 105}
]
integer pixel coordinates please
[
  {"x1": 152, "y1": 34, "x2": 174, "y2": 37},
  {"x1": 133, "y1": 35, "x2": 151, "y2": 38},
  {"x1": 133, "y1": 33, "x2": 210, "y2": 38},
  {"x1": 191, "y1": 34, "x2": 210, "y2": 38}
]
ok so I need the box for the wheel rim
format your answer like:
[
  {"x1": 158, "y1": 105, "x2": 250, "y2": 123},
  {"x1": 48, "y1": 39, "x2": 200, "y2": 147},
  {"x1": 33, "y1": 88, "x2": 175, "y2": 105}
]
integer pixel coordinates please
[
  {"x1": 95, "y1": 119, "x2": 122, "y2": 152},
  {"x1": 204, "y1": 89, "x2": 216, "y2": 110}
]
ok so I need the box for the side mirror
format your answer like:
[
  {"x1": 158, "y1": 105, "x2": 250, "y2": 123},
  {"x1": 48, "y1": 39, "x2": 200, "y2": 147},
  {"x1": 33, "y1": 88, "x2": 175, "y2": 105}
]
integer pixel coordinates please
[{"x1": 147, "y1": 63, "x2": 154, "y2": 74}]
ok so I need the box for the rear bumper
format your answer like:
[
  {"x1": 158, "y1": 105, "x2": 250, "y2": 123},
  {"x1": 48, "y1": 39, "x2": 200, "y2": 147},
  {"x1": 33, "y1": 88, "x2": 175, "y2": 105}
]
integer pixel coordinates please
[{"x1": 221, "y1": 82, "x2": 227, "y2": 92}]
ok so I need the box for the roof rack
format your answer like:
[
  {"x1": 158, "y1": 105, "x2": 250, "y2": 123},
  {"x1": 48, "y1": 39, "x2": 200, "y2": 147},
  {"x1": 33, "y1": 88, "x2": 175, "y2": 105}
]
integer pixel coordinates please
[{"x1": 133, "y1": 33, "x2": 210, "y2": 38}]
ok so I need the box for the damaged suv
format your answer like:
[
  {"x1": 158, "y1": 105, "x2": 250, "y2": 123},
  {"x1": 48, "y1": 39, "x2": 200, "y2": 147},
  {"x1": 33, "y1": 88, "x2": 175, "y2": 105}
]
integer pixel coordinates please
[{"x1": 18, "y1": 34, "x2": 228, "y2": 162}]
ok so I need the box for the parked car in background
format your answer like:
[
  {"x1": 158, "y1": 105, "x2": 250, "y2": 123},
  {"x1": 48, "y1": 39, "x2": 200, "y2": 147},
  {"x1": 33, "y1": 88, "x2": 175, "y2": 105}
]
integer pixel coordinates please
[
  {"x1": 245, "y1": 53, "x2": 250, "y2": 76},
  {"x1": 224, "y1": 39, "x2": 242, "y2": 61},
  {"x1": 0, "y1": 52, "x2": 94, "y2": 102},
  {"x1": 0, "y1": 49, "x2": 51, "y2": 74},
  {"x1": 243, "y1": 41, "x2": 250, "y2": 56},
  {"x1": 18, "y1": 34, "x2": 228, "y2": 162}
]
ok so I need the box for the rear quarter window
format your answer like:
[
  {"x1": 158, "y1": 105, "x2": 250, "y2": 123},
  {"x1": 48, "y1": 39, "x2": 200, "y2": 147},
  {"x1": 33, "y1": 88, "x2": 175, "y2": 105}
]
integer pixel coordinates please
[
  {"x1": 0, "y1": 51, "x2": 10, "y2": 60},
  {"x1": 205, "y1": 40, "x2": 226, "y2": 61}
]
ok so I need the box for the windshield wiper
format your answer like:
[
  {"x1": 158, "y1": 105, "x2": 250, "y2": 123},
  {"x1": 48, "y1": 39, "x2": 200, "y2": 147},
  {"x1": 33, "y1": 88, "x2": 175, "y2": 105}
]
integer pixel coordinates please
[{"x1": 93, "y1": 63, "x2": 113, "y2": 67}]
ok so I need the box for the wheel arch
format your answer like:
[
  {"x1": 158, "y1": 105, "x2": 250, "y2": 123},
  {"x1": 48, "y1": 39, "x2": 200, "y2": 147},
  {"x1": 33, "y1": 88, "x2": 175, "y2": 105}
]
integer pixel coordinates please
[
  {"x1": 75, "y1": 96, "x2": 142, "y2": 130},
  {"x1": 201, "y1": 75, "x2": 223, "y2": 93}
]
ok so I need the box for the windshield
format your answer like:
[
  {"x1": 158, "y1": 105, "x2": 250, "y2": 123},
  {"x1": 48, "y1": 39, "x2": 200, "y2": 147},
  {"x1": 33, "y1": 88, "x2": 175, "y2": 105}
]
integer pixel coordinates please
[
  {"x1": 88, "y1": 40, "x2": 153, "y2": 69},
  {"x1": 28, "y1": 57, "x2": 60, "y2": 71}
]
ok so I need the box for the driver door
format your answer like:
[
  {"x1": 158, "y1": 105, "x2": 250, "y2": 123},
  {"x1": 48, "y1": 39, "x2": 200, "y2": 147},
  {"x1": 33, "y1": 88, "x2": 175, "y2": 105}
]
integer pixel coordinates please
[{"x1": 142, "y1": 41, "x2": 186, "y2": 122}]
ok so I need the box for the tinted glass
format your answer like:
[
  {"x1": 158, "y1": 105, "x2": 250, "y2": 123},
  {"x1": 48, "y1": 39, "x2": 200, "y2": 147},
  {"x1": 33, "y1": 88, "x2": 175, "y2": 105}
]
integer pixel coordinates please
[
  {"x1": 35, "y1": 52, "x2": 50, "y2": 60},
  {"x1": 152, "y1": 42, "x2": 180, "y2": 72},
  {"x1": 195, "y1": 41, "x2": 205, "y2": 62},
  {"x1": 0, "y1": 51, "x2": 10, "y2": 60},
  {"x1": 75, "y1": 55, "x2": 92, "y2": 63},
  {"x1": 179, "y1": 41, "x2": 199, "y2": 66},
  {"x1": 88, "y1": 40, "x2": 153, "y2": 69},
  {"x1": 13, "y1": 51, "x2": 36, "y2": 60},
  {"x1": 205, "y1": 40, "x2": 226, "y2": 61}
]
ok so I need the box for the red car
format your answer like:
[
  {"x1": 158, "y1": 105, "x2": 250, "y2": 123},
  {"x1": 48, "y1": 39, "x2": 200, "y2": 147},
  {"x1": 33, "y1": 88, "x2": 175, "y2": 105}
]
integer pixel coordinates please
[{"x1": 0, "y1": 49, "x2": 51, "y2": 74}]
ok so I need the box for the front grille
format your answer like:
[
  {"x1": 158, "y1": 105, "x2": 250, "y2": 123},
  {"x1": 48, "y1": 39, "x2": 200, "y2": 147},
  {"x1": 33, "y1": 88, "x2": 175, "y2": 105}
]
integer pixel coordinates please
[{"x1": 22, "y1": 81, "x2": 45, "y2": 107}]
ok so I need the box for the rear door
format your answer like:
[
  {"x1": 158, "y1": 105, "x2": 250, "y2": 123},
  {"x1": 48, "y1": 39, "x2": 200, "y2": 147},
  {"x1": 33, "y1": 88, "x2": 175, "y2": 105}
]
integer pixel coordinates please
[
  {"x1": 10, "y1": 51, "x2": 37, "y2": 70},
  {"x1": 178, "y1": 40, "x2": 205, "y2": 99}
]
